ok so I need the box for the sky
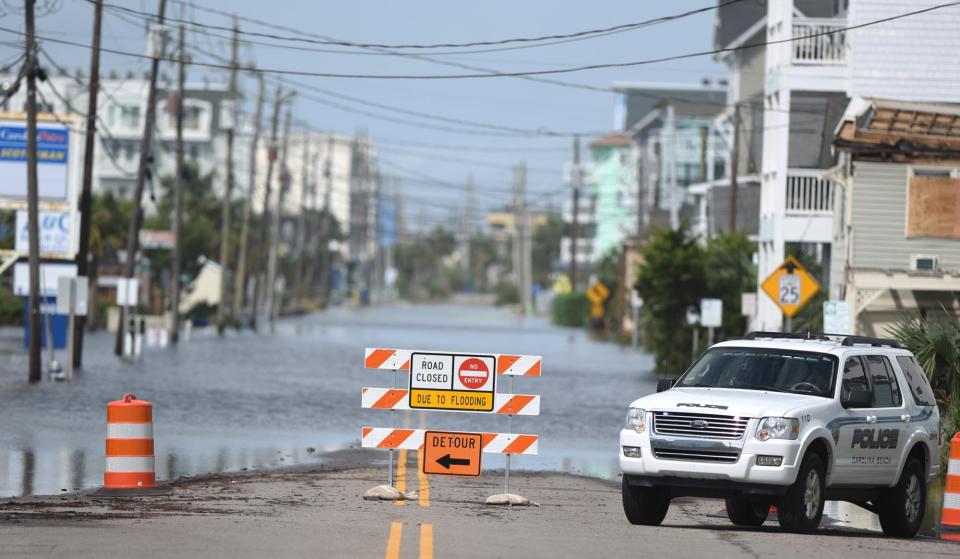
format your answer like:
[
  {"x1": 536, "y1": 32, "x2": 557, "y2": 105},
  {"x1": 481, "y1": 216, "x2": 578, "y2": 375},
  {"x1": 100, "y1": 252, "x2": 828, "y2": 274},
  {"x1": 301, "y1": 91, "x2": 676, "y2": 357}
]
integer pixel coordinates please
[{"x1": 0, "y1": 0, "x2": 725, "y2": 231}]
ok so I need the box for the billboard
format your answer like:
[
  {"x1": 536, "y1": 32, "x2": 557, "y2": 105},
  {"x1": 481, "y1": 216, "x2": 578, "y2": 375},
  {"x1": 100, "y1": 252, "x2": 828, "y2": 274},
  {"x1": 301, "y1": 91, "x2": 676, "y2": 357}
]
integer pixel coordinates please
[
  {"x1": 0, "y1": 120, "x2": 70, "y2": 200},
  {"x1": 15, "y1": 209, "x2": 72, "y2": 256}
]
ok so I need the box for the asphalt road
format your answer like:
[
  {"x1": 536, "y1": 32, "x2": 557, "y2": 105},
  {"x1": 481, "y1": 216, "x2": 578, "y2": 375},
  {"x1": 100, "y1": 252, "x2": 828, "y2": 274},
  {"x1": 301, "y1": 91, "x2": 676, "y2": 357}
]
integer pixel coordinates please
[{"x1": 1, "y1": 450, "x2": 956, "y2": 559}]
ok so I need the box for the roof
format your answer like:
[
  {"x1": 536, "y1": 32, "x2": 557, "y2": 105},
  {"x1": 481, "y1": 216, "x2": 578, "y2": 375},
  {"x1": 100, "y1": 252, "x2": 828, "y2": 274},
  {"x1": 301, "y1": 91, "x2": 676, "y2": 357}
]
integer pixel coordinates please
[
  {"x1": 589, "y1": 132, "x2": 630, "y2": 148},
  {"x1": 834, "y1": 98, "x2": 960, "y2": 161},
  {"x1": 614, "y1": 83, "x2": 726, "y2": 131}
]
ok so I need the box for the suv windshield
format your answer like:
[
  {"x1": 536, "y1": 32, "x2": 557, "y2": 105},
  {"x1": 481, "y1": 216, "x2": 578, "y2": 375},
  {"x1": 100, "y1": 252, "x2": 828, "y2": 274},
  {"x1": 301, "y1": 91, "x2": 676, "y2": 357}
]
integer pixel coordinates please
[{"x1": 676, "y1": 347, "x2": 838, "y2": 397}]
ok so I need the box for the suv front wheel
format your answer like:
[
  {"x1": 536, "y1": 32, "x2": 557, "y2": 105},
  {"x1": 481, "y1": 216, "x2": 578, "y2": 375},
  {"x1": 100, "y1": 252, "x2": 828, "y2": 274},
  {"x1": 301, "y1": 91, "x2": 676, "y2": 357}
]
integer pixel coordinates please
[
  {"x1": 777, "y1": 452, "x2": 825, "y2": 533},
  {"x1": 878, "y1": 458, "x2": 926, "y2": 538},
  {"x1": 622, "y1": 477, "x2": 670, "y2": 526}
]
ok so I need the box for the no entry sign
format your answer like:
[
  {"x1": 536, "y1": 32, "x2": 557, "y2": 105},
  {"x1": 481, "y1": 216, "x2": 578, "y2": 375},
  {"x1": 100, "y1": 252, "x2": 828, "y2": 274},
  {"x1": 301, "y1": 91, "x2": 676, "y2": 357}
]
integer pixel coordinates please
[
  {"x1": 409, "y1": 352, "x2": 496, "y2": 412},
  {"x1": 423, "y1": 431, "x2": 482, "y2": 477}
]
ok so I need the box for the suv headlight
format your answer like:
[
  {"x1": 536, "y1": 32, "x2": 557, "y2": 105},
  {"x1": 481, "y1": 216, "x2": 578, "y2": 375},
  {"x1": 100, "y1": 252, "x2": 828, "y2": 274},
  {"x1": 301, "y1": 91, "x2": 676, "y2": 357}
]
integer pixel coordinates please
[
  {"x1": 624, "y1": 408, "x2": 646, "y2": 433},
  {"x1": 755, "y1": 417, "x2": 799, "y2": 441}
]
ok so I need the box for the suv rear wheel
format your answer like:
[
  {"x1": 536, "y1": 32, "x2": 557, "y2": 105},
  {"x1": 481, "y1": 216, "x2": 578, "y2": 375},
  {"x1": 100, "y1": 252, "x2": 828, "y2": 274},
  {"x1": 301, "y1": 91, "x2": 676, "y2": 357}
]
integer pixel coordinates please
[
  {"x1": 777, "y1": 452, "x2": 825, "y2": 533},
  {"x1": 725, "y1": 497, "x2": 770, "y2": 526},
  {"x1": 878, "y1": 458, "x2": 926, "y2": 538},
  {"x1": 622, "y1": 477, "x2": 670, "y2": 526}
]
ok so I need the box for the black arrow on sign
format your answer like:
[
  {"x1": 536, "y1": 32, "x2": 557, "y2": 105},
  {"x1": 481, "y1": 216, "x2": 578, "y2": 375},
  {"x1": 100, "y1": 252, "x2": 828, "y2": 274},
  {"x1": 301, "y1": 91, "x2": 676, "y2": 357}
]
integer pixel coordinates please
[{"x1": 436, "y1": 454, "x2": 471, "y2": 469}]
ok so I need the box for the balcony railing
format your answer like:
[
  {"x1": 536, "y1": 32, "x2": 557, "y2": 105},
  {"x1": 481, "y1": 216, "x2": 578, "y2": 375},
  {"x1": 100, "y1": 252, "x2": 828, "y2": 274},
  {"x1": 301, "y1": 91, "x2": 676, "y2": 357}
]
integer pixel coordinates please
[
  {"x1": 792, "y1": 17, "x2": 846, "y2": 65},
  {"x1": 786, "y1": 171, "x2": 834, "y2": 216}
]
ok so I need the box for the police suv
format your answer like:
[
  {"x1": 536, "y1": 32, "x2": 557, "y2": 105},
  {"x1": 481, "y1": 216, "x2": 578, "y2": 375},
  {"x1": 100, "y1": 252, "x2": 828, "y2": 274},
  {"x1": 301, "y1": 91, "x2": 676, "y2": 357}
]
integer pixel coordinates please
[{"x1": 620, "y1": 333, "x2": 940, "y2": 536}]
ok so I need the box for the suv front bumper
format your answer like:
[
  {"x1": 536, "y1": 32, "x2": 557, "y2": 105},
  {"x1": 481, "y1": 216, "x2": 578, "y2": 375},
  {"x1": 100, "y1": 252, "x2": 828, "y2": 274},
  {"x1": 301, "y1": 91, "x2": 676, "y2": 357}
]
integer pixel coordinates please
[{"x1": 619, "y1": 427, "x2": 803, "y2": 488}]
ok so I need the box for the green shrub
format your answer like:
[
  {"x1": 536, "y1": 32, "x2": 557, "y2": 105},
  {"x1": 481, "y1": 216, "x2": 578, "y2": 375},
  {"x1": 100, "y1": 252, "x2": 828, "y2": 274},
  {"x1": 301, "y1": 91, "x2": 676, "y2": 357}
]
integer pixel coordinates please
[
  {"x1": 0, "y1": 285, "x2": 22, "y2": 325},
  {"x1": 493, "y1": 282, "x2": 519, "y2": 306},
  {"x1": 551, "y1": 292, "x2": 588, "y2": 327}
]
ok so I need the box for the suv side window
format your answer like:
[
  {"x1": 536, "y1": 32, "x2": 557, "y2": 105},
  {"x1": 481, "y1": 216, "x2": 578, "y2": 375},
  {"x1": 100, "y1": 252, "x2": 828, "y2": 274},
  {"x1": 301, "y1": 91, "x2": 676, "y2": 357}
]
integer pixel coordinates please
[
  {"x1": 865, "y1": 355, "x2": 902, "y2": 407},
  {"x1": 842, "y1": 356, "x2": 869, "y2": 401},
  {"x1": 896, "y1": 355, "x2": 937, "y2": 406}
]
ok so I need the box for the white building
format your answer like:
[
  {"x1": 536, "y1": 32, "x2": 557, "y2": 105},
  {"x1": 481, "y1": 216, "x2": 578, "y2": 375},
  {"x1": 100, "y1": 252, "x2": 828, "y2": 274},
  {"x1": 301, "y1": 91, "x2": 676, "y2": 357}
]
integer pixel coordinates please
[{"x1": 715, "y1": 0, "x2": 960, "y2": 331}]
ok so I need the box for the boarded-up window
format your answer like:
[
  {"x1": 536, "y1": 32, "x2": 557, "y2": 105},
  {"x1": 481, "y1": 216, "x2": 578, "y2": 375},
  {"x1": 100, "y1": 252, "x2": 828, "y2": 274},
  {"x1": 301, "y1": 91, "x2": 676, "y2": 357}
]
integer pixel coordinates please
[{"x1": 907, "y1": 174, "x2": 960, "y2": 238}]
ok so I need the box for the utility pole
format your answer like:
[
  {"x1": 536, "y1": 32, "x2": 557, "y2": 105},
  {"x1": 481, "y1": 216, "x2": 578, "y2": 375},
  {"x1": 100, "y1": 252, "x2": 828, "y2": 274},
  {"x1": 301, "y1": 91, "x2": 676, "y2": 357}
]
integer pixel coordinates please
[
  {"x1": 266, "y1": 108, "x2": 292, "y2": 332},
  {"x1": 318, "y1": 135, "x2": 334, "y2": 305},
  {"x1": 462, "y1": 174, "x2": 475, "y2": 278},
  {"x1": 293, "y1": 133, "x2": 310, "y2": 298},
  {"x1": 24, "y1": 0, "x2": 41, "y2": 382},
  {"x1": 250, "y1": 83, "x2": 283, "y2": 332},
  {"x1": 115, "y1": 0, "x2": 166, "y2": 356},
  {"x1": 217, "y1": 20, "x2": 239, "y2": 335},
  {"x1": 169, "y1": 23, "x2": 185, "y2": 344},
  {"x1": 569, "y1": 135, "x2": 581, "y2": 291},
  {"x1": 667, "y1": 102, "x2": 680, "y2": 230},
  {"x1": 233, "y1": 73, "x2": 264, "y2": 321},
  {"x1": 728, "y1": 103, "x2": 741, "y2": 232},
  {"x1": 518, "y1": 162, "x2": 532, "y2": 315},
  {"x1": 73, "y1": 0, "x2": 102, "y2": 369}
]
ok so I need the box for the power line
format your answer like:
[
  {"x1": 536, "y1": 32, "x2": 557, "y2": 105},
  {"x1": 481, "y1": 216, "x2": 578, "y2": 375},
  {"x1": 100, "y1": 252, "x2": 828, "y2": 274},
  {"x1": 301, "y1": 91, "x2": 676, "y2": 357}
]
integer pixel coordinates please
[
  {"x1": 17, "y1": 2, "x2": 960, "y2": 80},
  {"x1": 109, "y1": 0, "x2": 743, "y2": 52}
]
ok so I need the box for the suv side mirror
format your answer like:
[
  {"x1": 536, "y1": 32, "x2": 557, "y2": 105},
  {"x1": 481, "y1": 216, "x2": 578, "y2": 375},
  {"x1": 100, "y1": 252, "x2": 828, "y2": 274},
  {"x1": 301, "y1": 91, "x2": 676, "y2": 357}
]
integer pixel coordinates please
[
  {"x1": 842, "y1": 387, "x2": 872, "y2": 409},
  {"x1": 657, "y1": 378, "x2": 677, "y2": 393}
]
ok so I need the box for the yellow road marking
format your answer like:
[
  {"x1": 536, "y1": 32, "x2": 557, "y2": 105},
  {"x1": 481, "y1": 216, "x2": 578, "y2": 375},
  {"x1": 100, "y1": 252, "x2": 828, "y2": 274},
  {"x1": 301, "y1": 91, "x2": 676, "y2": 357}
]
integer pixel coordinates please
[
  {"x1": 394, "y1": 449, "x2": 408, "y2": 506},
  {"x1": 419, "y1": 523, "x2": 434, "y2": 559},
  {"x1": 385, "y1": 522, "x2": 403, "y2": 559},
  {"x1": 417, "y1": 447, "x2": 430, "y2": 507}
]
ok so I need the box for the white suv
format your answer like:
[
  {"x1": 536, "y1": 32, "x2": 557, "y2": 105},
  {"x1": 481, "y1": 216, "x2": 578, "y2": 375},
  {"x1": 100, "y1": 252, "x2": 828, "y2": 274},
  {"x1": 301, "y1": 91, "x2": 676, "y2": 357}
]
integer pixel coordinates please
[{"x1": 620, "y1": 333, "x2": 940, "y2": 536}]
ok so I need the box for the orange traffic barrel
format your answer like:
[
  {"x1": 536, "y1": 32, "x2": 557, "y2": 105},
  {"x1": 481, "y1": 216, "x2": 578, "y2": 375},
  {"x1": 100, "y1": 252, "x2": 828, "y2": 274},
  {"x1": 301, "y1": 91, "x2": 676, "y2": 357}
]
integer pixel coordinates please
[
  {"x1": 942, "y1": 433, "x2": 960, "y2": 541},
  {"x1": 104, "y1": 393, "x2": 155, "y2": 489}
]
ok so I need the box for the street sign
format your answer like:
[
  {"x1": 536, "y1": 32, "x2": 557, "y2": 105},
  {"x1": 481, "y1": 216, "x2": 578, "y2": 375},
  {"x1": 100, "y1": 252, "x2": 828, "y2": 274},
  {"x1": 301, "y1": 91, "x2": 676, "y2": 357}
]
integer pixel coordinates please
[
  {"x1": 116, "y1": 277, "x2": 140, "y2": 307},
  {"x1": 760, "y1": 256, "x2": 820, "y2": 319},
  {"x1": 56, "y1": 276, "x2": 88, "y2": 316},
  {"x1": 741, "y1": 292, "x2": 757, "y2": 317},
  {"x1": 823, "y1": 301, "x2": 852, "y2": 334},
  {"x1": 422, "y1": 431, "x2": 482, "y2": 477},
  {"x1": 700, "y1": 299, "x2": 723, "y2": 328},
  {"x1": 16, "y1": 209, "x2": 73, "y2": 256},
  {"x1": 13, "y1": 261, "x2": 76, "y2": 297},
  {"x1": 586, "y1": 281, "x2": 610, "y2": 319},
  {"x1": 409, "y1": 352, "x2": 496, "y2": 412}
]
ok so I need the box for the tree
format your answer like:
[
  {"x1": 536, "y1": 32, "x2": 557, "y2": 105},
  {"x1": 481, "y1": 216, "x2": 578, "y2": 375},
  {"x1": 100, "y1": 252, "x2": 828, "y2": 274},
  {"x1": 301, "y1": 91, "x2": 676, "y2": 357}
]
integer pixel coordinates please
[
  {"x1": 705, "y1": 232, "x2": 756, "y2": 339},
  {"x1": 531, "y1": 214, "x2": 564, "y2": 287},
  {"x1": 635, "y1": 225, "x2": 707, "y2": 373}
]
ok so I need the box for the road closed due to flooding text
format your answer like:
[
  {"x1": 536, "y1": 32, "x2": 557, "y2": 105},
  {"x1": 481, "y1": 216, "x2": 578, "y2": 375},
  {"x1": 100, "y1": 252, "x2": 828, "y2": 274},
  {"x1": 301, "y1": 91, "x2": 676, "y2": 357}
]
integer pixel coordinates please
[{"x1": 409, "y1": 352, "x2": 495, "y2": 412}]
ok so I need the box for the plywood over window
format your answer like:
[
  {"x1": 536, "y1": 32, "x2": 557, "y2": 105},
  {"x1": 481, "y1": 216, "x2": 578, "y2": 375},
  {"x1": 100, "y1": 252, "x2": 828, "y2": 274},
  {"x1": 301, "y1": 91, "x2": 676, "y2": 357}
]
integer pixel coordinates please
[{"x1": 907, "y1": 175, "x2": 960, "y2": 238}]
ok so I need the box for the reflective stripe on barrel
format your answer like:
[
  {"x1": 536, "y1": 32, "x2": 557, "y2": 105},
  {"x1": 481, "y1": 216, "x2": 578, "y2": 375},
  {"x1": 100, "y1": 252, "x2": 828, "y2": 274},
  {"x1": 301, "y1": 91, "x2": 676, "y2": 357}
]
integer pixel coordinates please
[
  {"x1": 942, "y1": 433, "x2": 960, "y2": 539},
  {"x1": 105, "y1": 393, "x2": 156, "y2": 489}
]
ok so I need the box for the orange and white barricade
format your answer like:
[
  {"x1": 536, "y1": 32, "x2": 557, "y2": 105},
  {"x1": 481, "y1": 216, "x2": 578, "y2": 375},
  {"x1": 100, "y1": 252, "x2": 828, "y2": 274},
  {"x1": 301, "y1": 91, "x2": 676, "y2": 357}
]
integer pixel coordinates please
[
  {"x1": 361, "y1": 428, "x2": 539, "y2": 455},
  {"x1": 943, "y1": 433, "x2": 960, "y2": 541},
  {"x1": 104, "y1": 393, "x2": 156, "y2": 490},
  {"x1": 364, "y1": 348, "x2": 542, "y2": 377}
]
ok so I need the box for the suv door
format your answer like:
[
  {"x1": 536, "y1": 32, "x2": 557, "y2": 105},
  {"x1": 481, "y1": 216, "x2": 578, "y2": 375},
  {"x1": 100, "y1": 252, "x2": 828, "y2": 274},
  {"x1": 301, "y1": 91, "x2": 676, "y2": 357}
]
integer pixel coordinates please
[
  {"x1": 861, "y1": 355, "x2": 905, "y2": 483},
  {"x1": 833, "y1": 355, "x2": 875, "y2": 484}
]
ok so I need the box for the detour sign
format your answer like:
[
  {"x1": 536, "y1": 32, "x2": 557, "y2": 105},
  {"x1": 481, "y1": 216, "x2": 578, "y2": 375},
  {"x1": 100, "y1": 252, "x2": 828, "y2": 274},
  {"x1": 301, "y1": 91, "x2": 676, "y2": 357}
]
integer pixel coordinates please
[{"x1": 423, "y1": 431, "x2": 482, "y2": 477}]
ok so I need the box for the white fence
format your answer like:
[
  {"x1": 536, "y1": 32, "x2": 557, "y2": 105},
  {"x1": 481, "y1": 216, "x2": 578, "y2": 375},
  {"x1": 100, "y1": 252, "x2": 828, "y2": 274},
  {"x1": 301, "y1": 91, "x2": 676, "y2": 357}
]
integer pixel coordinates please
[
  {"x1": 786, "y1": 171, "x2": 834, "y2": 215},
  {"x1": 792, "y1": 18, "x2": 846, "y2": 64}
]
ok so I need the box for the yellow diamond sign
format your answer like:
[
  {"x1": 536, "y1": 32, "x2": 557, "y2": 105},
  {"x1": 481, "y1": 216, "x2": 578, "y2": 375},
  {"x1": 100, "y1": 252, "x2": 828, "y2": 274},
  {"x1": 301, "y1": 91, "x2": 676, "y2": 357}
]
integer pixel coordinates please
[{"x1": 760, "y1": 256, "x2": 820, "y2": 319}]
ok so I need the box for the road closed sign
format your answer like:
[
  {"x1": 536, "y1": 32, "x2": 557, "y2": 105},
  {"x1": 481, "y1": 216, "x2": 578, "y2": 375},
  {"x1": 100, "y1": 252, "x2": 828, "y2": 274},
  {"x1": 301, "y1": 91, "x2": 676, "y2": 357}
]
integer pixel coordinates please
[
  {"x1": 409, "y1": 352, "x2": 496, "y2": 412},
  {"x1": 423, "y1": 431, "x2": 483, "y2": 477}
]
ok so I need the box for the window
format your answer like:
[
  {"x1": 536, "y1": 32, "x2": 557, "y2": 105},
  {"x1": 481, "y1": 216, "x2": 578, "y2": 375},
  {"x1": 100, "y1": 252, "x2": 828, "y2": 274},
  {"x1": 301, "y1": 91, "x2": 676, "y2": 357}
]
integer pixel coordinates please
[
  {"x1": 841, "y1": 356, "x2": 869, "y2": 401},
  {"x1": 896, "y1": 356, "x2": 937, "y2": 406},
  {"x1": 111, "y1": 105, "x2": 141, "y2": 128},
  {"x1": 907, "y1": 168, "x2": 960, "y2": 238},
  {"x1": 676, "y1": 348, "x2": 837, "y2": 397},
  {"x1": 865, "y1": 355, "x2": 901, "y2": 407}
]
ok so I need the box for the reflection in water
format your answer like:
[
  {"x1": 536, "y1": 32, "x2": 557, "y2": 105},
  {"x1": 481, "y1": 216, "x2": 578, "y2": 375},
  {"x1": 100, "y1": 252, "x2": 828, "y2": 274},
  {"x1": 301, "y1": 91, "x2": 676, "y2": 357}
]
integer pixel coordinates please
[{"x1": 20, "y1": 449, "x2": 34, "y2": 497}]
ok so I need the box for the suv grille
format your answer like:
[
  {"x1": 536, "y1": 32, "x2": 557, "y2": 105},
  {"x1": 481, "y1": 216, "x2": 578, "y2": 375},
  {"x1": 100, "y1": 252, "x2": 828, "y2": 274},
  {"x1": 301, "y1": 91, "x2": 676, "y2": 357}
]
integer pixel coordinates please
[
  {"x1": 652, "y1": 447, "x2": 740, "y2": 463},
  {"x1": 653, "y1": 411, "x2": 750, "y2": 440}
]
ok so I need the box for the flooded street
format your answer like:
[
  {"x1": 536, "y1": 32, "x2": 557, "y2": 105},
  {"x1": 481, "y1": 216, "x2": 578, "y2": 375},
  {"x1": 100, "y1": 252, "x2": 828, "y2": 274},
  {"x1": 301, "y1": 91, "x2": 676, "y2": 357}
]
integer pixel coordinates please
[{"x1": 0, "y1": 303, "x2": 656, "y2": 497}]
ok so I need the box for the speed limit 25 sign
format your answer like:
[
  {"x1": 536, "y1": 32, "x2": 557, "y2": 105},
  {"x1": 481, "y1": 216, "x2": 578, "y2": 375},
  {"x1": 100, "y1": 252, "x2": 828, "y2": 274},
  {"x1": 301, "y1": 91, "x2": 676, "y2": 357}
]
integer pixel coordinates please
[{"x1": 760, "y1": 256, "x2": 820, "y2": 318}]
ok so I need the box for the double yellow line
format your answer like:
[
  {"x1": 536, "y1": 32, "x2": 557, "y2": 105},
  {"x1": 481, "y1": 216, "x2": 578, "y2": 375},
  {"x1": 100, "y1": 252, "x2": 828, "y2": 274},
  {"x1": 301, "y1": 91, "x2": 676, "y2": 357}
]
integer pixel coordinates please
[
  {"x1": 385, "y1": 445, "x2": 433, "y2": 558},
  {"x1": 385, "y1": 521, "x2": 433, "y2": 559}
]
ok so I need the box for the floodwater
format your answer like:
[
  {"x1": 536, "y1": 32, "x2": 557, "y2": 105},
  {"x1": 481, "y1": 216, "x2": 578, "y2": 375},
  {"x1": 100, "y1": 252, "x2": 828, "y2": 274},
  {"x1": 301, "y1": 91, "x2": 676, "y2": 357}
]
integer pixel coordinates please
[{"x1": 0, "y1": 303, "x2": 656, "y2": 497}]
